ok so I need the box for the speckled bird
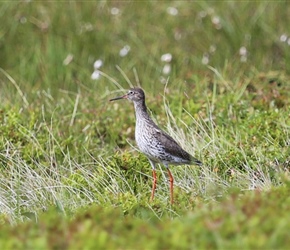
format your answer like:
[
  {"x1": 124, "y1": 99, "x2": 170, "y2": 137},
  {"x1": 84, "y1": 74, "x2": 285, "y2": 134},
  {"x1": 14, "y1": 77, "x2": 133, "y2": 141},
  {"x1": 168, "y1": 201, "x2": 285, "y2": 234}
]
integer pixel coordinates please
[{"x1": 110, "y1": 87, "x2": 202, "y2": 204}]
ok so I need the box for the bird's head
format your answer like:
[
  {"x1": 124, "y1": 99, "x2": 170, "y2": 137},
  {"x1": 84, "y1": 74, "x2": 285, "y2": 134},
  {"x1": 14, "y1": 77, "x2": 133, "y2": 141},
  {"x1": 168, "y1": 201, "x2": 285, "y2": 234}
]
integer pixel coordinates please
[{"x1": 110, "y1": 87, "x2": 145, "y2": 103}]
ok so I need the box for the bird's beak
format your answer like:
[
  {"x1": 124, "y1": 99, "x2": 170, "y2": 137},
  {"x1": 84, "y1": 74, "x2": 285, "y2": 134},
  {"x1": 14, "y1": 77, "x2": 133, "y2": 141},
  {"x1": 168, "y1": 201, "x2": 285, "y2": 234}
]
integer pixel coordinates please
[{"x1": 109, "y1": 94, "x2": 128, "y2": 101}]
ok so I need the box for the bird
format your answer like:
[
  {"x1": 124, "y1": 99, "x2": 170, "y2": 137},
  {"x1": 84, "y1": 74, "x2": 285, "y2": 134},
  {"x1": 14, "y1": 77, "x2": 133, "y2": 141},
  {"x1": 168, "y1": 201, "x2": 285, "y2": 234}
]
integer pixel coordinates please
[{"x1": 110, "y1": 87, "x2": 202, "y2": 204}]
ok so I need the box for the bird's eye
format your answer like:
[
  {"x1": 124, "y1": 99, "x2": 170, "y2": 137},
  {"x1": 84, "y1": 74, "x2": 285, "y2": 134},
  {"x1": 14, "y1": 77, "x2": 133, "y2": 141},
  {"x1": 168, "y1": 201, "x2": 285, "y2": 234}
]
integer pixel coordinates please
[{"x1": 129, "y1": 91, "x2": 134, "y2": 95}]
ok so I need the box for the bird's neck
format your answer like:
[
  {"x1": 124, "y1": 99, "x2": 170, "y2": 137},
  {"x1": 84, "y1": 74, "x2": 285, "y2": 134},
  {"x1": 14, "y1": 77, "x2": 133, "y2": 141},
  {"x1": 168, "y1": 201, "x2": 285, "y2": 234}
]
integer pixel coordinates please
[{"x1": 133, "y1": 100, "x2": 151, "y2": 122}]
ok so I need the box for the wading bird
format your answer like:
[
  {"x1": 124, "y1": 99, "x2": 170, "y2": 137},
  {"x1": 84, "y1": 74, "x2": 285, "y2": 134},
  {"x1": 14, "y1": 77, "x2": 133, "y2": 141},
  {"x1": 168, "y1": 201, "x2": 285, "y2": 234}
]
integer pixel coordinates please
[{"x1": 110, "y1": 87, "x2": 202, "y2": 204}]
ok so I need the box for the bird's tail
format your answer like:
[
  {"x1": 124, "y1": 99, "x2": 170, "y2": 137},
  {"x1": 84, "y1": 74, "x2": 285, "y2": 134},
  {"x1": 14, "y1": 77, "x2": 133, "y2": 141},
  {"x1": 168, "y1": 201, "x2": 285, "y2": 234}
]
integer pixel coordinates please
[{"x1": 190, "y1": 156, "x2": 203, "y2": 166}]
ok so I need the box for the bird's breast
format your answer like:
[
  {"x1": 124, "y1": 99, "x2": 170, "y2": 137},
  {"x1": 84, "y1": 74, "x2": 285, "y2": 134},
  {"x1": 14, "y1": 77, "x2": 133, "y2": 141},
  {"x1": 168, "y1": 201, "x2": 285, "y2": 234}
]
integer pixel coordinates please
[{"x1": 135, "y1": 121, "x2": 161, "y2": 153}]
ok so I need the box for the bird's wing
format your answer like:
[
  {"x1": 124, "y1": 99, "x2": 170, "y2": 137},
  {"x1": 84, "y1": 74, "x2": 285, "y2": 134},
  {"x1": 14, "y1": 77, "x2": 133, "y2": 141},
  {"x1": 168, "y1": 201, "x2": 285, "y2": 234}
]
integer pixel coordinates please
[
  {"x1": 153, "y1": 127, "x2": 202, "y2": 166},
  {"x1": 154, "y1": 127, "x2": 192, "y2": 161}
]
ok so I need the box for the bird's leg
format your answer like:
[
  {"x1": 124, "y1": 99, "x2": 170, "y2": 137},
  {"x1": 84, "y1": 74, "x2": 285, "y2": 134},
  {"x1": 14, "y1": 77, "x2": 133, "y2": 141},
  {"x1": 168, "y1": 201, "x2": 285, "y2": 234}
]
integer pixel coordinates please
[
  {"x1": 167, "y1": 168, "x2": 174, "y2": 205},
  {"x1": 148, "y1": 159, "x2": 157, "y2": 202},
  {"x1": 150, "y1": 169, "x2": 157, "y2": 201}
]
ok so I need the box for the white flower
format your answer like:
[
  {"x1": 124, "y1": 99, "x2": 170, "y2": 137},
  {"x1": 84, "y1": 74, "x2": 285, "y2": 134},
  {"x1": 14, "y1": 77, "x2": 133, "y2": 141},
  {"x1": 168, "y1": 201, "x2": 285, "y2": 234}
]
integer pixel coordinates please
[
  {"x1": 119, "y1": 45, "x2": 130, "y2": 57},
  {"x1": 211, "y1": 16, "x2": 220, "y2": 25},
  {"x1": 167, "y1": 7, "x2": 178, "y2": 16},
  {"x1": 280, "y1": 34, "x2": 287, "y2": 42},
  {"x1": 239, "y1": 46, "x2": 247, "y2": 56},
  {"x1": 162, "y1": 64, "x2": 171, "y2": 75},
  {"x1": 111, "y1": 7, "x2": 120, "y2": 15},
  {"x1": 211, "y1": 16, "x2": 222, "y2": 29},
  {"x1": 161, "y1": 53, "x2": 172, "y2": 63},
  {"x1": 91, "y1": 70, "x2": 101, "y2": 80},
  {"x1": 63, "y1": 54, "x2": 74, "y2": 65},
  {"x1": 94, "y1": 59, "x2": 103, "y2": 69}
]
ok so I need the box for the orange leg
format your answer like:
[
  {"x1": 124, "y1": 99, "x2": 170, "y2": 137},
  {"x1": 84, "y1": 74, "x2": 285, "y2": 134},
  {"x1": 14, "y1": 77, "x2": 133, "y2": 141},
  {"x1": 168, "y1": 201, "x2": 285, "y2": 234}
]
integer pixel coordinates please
[
  {"x1": 150, "y1": 169, "x2": 157, "y2": 202},
  {"x1": 167, "y1": 168, "x2": 174, "y2": 204}
]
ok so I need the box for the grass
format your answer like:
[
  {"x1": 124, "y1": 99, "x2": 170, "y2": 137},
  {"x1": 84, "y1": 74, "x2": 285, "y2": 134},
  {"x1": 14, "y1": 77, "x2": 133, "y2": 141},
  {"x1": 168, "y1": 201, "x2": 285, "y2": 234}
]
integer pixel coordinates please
[
  {"x1": 0, "y1": 1, "x2": 290, "y2": 249},
  {"x1": 1, "y1": 187, "x2": 290, "y2": 249}
]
